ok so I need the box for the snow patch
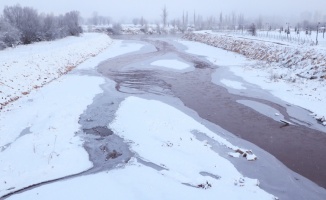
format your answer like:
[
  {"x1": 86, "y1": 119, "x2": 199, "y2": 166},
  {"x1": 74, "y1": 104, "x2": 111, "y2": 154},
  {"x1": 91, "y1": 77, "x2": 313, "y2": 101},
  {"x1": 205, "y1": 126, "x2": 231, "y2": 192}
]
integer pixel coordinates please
[
  {"x1": 237, "y1": 100, "x2": 284, "y2": 122},
  {"x1": 182, "y1": 33, "x2": 326, "y2": 128},
  {"x1": 108, "y1": 96, "x2": 273, "y2": 199},
  {"x1": 179, "y1": 40, "x2": 248, "y2": 66},
  {"x1": 0, "y1": 75, "x2": 104, "y2": 197},
  {"x1": 5, "y1": 159, "x2": 274, "y2": 200},
  {"x1": 220, "y1": 79, "x2": 246, "y2": 90},
  {"x1": 0, "y1": 33, "x2": 112, "y2": 110},
  {"x1": 151, "y1": 59, "x2": 191, "y2": 70}
]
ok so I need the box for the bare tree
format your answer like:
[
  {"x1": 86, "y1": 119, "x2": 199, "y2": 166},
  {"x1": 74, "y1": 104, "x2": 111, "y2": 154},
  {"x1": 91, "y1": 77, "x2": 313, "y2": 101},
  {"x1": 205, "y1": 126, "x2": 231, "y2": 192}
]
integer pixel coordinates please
[
  {"x1": 91, "y1": 12, "x2": 99, "y2": 25},
  {"x1": 132, "y1": 18, "x2": 139, "y2": 25},
  {"x1": 3, "y1": 5, "x2": 41, "y2": 44},
  {"x1": 0, "y1": 5, "x2": 83, "y2": 50},
  {"x1": 193, "y1": 10, "x2": 196, "y2": 29},
  {"x1": 219, "y1": 12, "x2": 223, "y2": 29},
  {"x1": 155, "y1": 22, "x2": 161, "y2": 34},
  {"x1": 112, "y1": 23, "x2": 122, "y2": 35},
  {"x1": 40, "y1": 14, "x2": 59, "y2": 41},
  {"x1": 248, "y1": 23, "x2": 257, "y2": 36},
  {"x1": 170, "y1": 19, "x2": 177, "y2": 34},
  {"x1": 0, "y1": 18, "x2": 21, "y2": 49},
  {"x1": 256, "y1": 16, "x2": 263, "y2": 30},
  {"x1": 231, "y1": 12, "x2": 236, "y2": 30},
  {"x1": 64, "y1": 11, "x2": 82, "y2": 36},
  {"x1": 140, "y1": 16, "x2": 146, "y2": 26},
  {"x1": 161, "y1": 5, "x2": 168, "y2": 28},
  {"x1": 170, "y1": 19, "x2": 176, "y2": 28}
]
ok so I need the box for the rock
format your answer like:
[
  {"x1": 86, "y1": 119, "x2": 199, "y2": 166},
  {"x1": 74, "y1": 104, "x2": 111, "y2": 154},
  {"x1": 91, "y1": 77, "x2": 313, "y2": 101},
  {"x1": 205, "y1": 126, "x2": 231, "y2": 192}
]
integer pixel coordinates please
[{"x1": 106, "y1": 150, "x2": 122, "y2": 160}]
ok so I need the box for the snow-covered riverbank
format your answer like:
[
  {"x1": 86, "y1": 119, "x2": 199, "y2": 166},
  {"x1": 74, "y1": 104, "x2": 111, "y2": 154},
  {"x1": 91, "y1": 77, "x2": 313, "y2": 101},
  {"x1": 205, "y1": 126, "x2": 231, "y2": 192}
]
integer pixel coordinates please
[
  {"x1": 0, "y1": 39, "x2": 145, "y2": 198},
  {"x1": 0, "y1": 33, "x2": 112, "y2": 110},
  {"x1": 183, "y1": 31, "x2": 326, "y2": 126}
]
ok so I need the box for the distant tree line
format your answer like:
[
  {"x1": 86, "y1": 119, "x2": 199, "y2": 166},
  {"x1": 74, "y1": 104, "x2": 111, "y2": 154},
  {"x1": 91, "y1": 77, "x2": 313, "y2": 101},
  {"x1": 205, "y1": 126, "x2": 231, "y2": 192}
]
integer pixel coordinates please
[
  {"x1": 87, "y1": 12, "x2": 111, "y2": 26},
  {"x1": 0, "y1": 5, "x2": 82, "y2": 50}
]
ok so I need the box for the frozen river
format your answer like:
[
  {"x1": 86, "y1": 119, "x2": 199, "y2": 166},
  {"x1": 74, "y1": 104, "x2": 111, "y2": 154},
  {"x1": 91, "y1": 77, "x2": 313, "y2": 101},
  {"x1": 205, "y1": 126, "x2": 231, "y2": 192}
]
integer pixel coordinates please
[{"x1": 1, "y1": 35, "x2": 326, "y2": 200}]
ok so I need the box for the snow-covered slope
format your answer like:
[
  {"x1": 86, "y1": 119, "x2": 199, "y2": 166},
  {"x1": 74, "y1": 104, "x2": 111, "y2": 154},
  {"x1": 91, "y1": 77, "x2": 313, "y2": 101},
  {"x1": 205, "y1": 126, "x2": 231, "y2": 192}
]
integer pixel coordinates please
[
  {"x1": 184, "y1": 31, "x2": 326, "y2": 81},
  {"x1": 0, "y1": 33, "x2": 112, "y2": 110}
]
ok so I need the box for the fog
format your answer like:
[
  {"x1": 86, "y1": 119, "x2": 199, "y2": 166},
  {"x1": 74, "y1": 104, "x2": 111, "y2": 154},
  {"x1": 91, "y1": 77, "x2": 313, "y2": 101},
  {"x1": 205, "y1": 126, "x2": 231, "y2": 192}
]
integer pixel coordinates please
[{"x1": 0, "y1": 0, "x2": 326, "y2": 23}]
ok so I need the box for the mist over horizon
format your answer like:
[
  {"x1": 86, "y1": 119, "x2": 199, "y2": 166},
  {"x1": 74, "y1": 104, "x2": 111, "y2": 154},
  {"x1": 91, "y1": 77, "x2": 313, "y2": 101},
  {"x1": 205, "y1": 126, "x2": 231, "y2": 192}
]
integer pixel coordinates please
[{"x1": 0, "y1": 0, "x2": 326, "y2": 26}]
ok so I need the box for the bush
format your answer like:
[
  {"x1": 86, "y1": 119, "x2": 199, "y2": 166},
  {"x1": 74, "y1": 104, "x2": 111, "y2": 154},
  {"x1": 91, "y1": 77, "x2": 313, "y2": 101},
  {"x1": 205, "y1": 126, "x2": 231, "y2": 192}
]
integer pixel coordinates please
[
  {"x1": 40, "y1": 14, "x2": 60, "y2": 41},
  {"x1": 0, "y1": 41, "x2": 7, "y2": 50},
  {"x1": 3, "y1": 5, "x2": 41, "y2": 44},
  {"x1": 64, "y1": 11, "x2": 83, "y2": 36},
  {"x1": 0, "y1": 5, "x2": 83, "y2": 49},
  {"x1": 0, "y1": 19, "x2": 21, "y2": 47},
  {"x1": 248, "y1": 23, "x2": 257, "y2": 36},
  {"x1": 112, "y1": 23, "x2": 122, "y2": 35}
]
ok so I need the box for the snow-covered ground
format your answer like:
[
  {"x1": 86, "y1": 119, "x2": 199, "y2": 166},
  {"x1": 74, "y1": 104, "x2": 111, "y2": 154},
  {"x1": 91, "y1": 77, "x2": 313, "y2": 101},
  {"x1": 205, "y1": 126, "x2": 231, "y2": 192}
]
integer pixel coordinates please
[
  {"x1": 0, "y1": 38, "x2": 145, "y2": 197},
  {"x1": 1, "y1": 33, "x2": 326, "y2": 199},
  {"x1": 212, "y1": 29, "x2": 326, "y2": 47},
  {"x1": 0, "y1": 75, "x2": 102, "y2": 197},
  {"x1": 7, "y1": 96, "x2": 276, "y2": 200},
  {"x1": 0, "y1": 33, "x2": 112, "y2": 110},
  {"x1": 182, "y1": 32, "x2": 326, "y2": 126}
]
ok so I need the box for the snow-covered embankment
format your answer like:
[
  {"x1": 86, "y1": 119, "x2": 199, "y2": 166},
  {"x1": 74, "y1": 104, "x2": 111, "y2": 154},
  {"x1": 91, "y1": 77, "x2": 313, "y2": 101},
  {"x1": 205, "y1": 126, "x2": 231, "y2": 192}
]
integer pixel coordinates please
[
  {"x1": 0, "y1": 33, "x2": 112, "y2": 110},
  {"x1": 183, "y1": 32, "x2": 326, "y2": 125}
]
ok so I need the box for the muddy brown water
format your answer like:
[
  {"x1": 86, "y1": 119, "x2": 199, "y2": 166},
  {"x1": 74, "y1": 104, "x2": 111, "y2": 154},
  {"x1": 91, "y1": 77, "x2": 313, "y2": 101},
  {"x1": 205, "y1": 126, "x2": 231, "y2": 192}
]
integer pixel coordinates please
[
  {"x1": 99, "y1": 37, "x2": 326, "y2": 189},
  {"x1": 163, "y1": 67, "x2": 326, "y2": 189}
]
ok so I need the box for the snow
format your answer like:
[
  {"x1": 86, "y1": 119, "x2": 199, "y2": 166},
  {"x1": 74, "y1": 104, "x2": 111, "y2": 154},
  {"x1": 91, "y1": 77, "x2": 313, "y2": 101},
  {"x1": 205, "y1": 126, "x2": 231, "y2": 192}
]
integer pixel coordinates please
[
  {"x1": 0, "y1": 33, "x2": 112, "y2": 110},
  {"x1": 220, "y1": 79, "x2": 246, "y2": 90},
  {"x1": 0, "y1": 37, "x2": 145, "y2": 197},
  {"x1": 8, "y1": 97, "x2": 275, "y2": 200},
  {"x1": 5, "y1": 160, "x2": 270, "y2": 200},
  {"x1": 194, "y1": 29, "x2": 326, "y2": 48},
  {"x1": 228, "y1": 152, "x2": 241, "y2": 158},
  {"x1": 151, "y1": 59, "x2": 192, "y2": 70},
  {"x1": 237, "y1": 100, "x2": 285, "y2": 122},
  {"x1": 230, "y1": 66, "x2": 326, "y2": 125},
  {"x1": 178, "y1": 40, "x2": 249, "y2": 66},
  {"x1": 181, "y1": 33, "x2": 326, "y2": 127},
  {"x1": 77, "y1": 40, "x2": 145, "y2": 71},
  {"x1": 109, "y1": 96, "x2": 271, "y2": 199},
  {"x1": 1, "y1": 31, "x2": 324, "y2": 199},
  {"x1": 0, "y1": 75, "x2": 103, "y2": 197}
]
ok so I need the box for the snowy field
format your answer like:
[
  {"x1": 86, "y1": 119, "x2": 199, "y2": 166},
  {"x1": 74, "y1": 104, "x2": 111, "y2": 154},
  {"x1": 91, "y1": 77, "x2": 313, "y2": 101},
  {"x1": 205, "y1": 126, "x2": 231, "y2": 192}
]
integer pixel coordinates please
[
  {"x1": 182, "y1": 32, "x2": 326, "y2": 126},
  {"x1": 0, "y1": 33, "x2": 112, "y2": 110}
]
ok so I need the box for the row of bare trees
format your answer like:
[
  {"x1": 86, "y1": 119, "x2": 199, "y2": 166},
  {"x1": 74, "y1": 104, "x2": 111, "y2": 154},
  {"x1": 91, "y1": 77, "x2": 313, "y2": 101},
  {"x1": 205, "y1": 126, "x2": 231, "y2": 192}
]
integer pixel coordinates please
[
  {"x1": 0, "y1": 5, "x2": 82, "y2": 50},
  {"x1": 128, "y1": 8, "x2": 249, "y2": 34}
]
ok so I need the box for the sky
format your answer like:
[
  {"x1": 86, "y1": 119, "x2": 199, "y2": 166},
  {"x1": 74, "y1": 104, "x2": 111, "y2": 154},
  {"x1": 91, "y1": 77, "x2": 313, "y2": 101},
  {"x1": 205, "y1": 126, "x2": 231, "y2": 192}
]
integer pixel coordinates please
[{"x1": 0, "y1": 0, "x2": 325, "y2": 23}]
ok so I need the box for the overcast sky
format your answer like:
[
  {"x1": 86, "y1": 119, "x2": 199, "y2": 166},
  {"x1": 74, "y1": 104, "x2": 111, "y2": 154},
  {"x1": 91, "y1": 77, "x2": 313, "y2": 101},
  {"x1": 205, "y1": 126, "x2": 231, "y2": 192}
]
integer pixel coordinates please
[{"x1": 0, "y1": 0, "x2": 325, "y2": 23}]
